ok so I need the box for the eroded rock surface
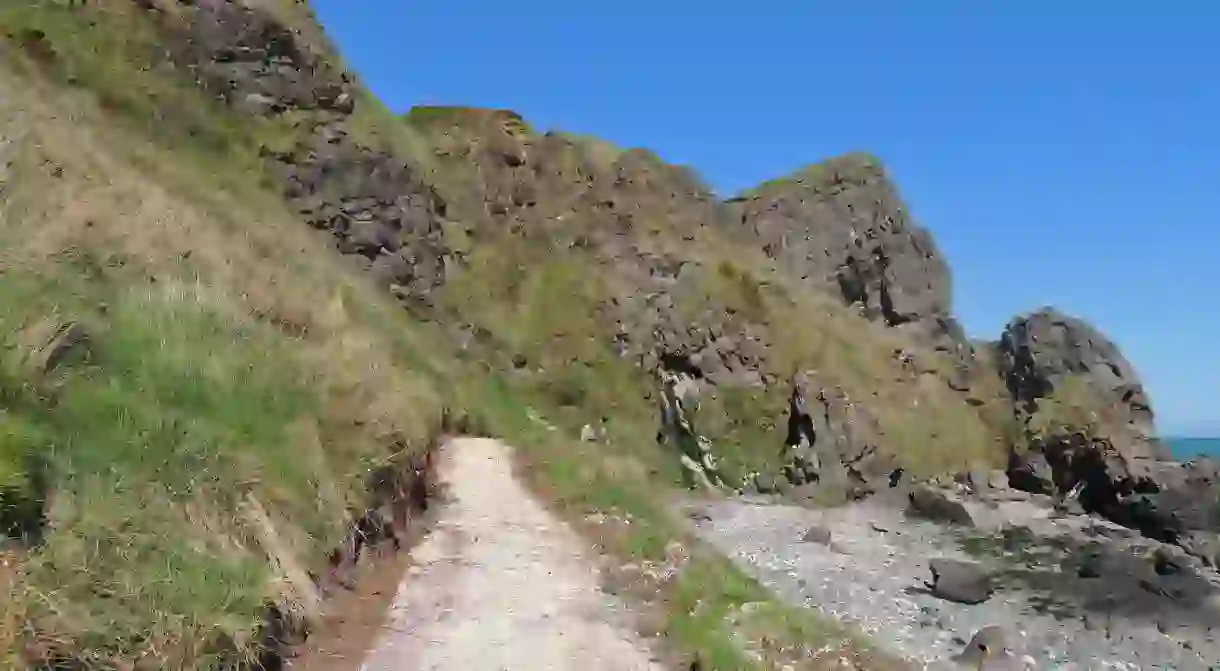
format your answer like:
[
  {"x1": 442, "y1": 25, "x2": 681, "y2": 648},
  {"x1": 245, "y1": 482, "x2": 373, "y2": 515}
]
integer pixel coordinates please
[
  {"x1": 726, "y1": 155, "x2": 963, "y2": 353},
  {"x1": 150, "y1": 0, "x2": 452, "y2": 305},
  {"x1": 998, "y1": 308, "x2": 1163, "y2": 460}
]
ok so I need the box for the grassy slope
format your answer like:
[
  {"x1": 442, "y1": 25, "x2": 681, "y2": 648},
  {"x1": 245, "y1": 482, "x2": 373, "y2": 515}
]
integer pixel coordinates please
[
  {"x1": 0, "y1": 8, "x2": 449, "y2": 665},
  {"x1": 0, "y1": 2, "x2": 914, "y2": 669}
]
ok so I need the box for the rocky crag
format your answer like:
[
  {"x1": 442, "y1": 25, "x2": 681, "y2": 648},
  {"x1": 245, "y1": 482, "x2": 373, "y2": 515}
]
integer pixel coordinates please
[
  {"x1": 115, "y1": 0, "x2": 1215, "y2": 554},
  {"x1": 5, "y1": 0, "x2": 1217, "y2": 666}
]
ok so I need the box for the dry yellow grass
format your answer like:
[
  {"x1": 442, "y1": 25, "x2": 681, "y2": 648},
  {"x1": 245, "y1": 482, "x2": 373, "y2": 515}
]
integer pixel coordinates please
[{"x1": 0, "y1": 60, "x2": 448, "y2": 665}]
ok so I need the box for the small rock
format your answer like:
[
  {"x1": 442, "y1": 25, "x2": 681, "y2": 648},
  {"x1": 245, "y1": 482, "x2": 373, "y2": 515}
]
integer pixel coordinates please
[
  {"x1": 987, "y1": 470, "x2": 1010, "y2": 490},
  {"x1": 928, "y1": 558, "x2": 993, "y2": 604},
  {"x1": 801, "y1": 525, "x2": 833, "y2": 545},
  {"x1": 21, "y1": 320, "x2": 90, "y2": 375},
  {"x1": 909, "y1": 485, "x2": 977, "y2": 527},
  {"x1": 1139, "y1": 578, "x2": 1176, "y2": 599}
]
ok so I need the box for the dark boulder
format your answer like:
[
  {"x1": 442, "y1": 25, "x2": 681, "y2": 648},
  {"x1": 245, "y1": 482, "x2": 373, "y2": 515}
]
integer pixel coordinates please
[
  {"x1": 1075, "y1": 542, "x2": 1104, "y2": 579},
  {"x1": 163, "y1": 0, "x2": 355, "y2": 117},
  {"x1": 148, "y1": 0, "x2": 452, "y2": 306},
  {"x1": 753, "y1": 473, "x2": 779, "y2": 494}
]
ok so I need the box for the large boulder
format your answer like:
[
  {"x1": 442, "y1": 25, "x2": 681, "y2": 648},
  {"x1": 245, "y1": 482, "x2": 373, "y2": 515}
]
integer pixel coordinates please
[
  {"x1": 997, "y1": 308, "x2": 1164, "y2": 462},
  {"x1": 989, "y1": 308, "x2": 1219, "y2": 543}
]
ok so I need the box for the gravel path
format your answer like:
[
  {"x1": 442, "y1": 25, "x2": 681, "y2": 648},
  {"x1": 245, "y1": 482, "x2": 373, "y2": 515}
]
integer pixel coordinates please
[
  {"x1": 359, "y1": 437, "x2": 664, "y2": 671},
  {"x1": 692, "y1": 496, "x2": 1220, "y2": 670}
]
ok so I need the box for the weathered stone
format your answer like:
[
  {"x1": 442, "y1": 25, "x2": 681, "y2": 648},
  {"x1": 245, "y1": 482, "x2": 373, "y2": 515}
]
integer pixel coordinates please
[
  {"x1": 800, "y1": 525, "x2": 833, "y2": 545},
  {"x1": 908, "y1": 485, "x2": 976, "y2": 527},
  {"x1": 726, "y1": 155, "x2": 964, "y2": 355},
  {"x1": 1181, "y1": 531, "x2": 1220, "y2": 568},
  {"x1": 1076, "y1": 543, "x2": 1104, "y2": 579},
  {"x1": 165, "y1": 0, "x2": 354, "y2": 116},
  {"x1": 753, "y1": 473, "x2": 779, "y2": 494},
  {"x1": 148, "y1": 0, "x2": 451, "y2": 306},
  {"x1": 1005, "y1": 447, "x2": 1054, "y2": 495},
  {"x1": 368, "y1": 250, "x2": 412, "y2": 288},
  {"x1": 997, "y1": 308, "x2": 1164, "y2": 461},
  {"x1": 12, "y1": 320, "x2": 90, "y2": 379},
  {"x1": 928, "y1": 558, "x2": 992, "y2": 604}
]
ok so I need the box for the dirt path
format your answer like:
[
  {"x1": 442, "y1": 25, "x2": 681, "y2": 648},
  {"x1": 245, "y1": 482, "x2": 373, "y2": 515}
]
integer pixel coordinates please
[{"x1": 358, "y1": 437, "x2": 665, "y2": 671}]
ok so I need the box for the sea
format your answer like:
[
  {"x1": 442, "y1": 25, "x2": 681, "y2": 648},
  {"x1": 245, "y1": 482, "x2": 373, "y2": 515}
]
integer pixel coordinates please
[{"x1": 1167, "y1": 437, "x2": 1220, "y2": 460}]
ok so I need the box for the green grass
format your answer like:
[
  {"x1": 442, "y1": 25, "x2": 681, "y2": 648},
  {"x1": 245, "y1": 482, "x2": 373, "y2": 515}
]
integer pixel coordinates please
[{"x1": 0, "y1": 271, "x2": 322, "y2": 664}]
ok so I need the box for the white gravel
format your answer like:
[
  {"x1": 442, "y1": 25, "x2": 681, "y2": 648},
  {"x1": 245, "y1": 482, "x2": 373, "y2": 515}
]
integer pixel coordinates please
[{"x1": 692, "y1": 496, "x2": 1220, "y2": 670}]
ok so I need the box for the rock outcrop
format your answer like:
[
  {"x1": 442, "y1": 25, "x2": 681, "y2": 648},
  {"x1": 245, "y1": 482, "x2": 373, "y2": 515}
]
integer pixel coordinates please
[
  {"x1": 153, "y1": 0, "x2": 452, "y2": 306},
  {"x1": 988, "y1": 309, "x2": 1220, "y2": 546},
  {"x1": 125, "y1": 1, "x2": 1185, "y2": 522},
  {"x1": 726, "y1": 155, "x2": 966, "y2": 354},
  {"x1": 166, "y1": 0, "x2": 354, "y2": 117},
  {"x1": 997, "y1": 308, "x2": 1162, "y2": 460}
]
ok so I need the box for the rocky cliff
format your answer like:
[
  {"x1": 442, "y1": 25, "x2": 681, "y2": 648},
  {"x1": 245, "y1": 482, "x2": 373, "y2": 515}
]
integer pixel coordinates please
[
  {"x1": 726, "y1": 155, "x2": 964, "y2": 351},
  {"x1": 134, "y1": 0, "x2": 1188, "y2": 514},
  {"x1": 147, "y1": 0, "x2": 454, "y2": 306},
  {"x1": 4, "y1": 1, "x2": 1208, "y2": 665}
]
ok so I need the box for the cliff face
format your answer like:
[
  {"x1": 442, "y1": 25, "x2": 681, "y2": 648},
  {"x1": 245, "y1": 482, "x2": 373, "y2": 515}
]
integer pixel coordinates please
[
  {"x1": 149, "y1": 0, "x2": 453, "y2": 305},
  {"x1": 107, "y1": 0, "x2": 1172, "y2": 499},
  {"x1": 726, "y1": 155, "x2": 963, "y2": 352},
  {"x1": 2, "y1": 0, "x2": 1200, "y2": 668},
  {"x1": 395, "y1": 108, "x2": 1014, "y2": 498}
]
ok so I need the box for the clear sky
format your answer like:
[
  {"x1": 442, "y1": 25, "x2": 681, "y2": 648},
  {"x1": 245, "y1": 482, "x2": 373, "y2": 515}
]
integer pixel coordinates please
[{"x1": 311, "y1": 2, "x2": 1218, "y2": 436}]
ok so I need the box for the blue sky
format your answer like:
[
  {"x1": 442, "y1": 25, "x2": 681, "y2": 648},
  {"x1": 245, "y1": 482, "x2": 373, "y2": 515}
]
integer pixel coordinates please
[{"x1": 311, "y1": 2, "x2": 1218, "y2": 436}]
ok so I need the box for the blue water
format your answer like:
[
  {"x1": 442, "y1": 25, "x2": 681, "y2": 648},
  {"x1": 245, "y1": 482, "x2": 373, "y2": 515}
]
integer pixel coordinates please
[{"x1": 1168, "y1": 437, "x2": 1220, "y2": 460}]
